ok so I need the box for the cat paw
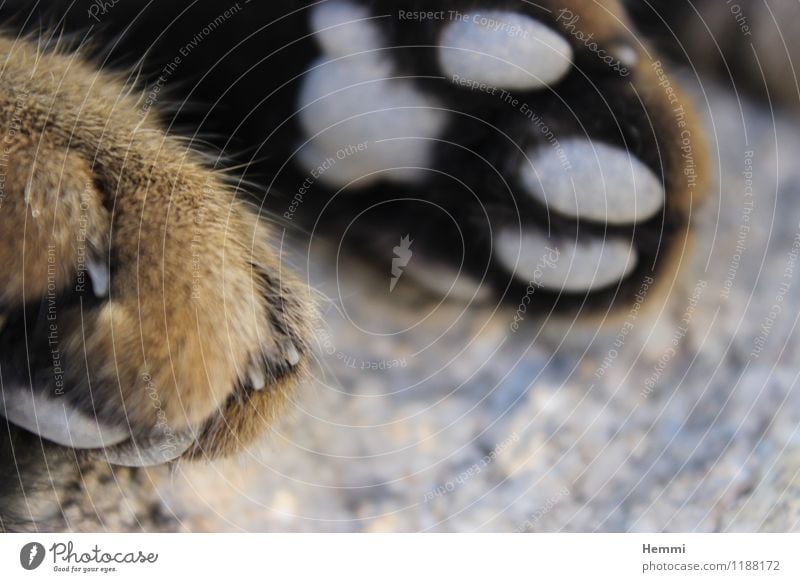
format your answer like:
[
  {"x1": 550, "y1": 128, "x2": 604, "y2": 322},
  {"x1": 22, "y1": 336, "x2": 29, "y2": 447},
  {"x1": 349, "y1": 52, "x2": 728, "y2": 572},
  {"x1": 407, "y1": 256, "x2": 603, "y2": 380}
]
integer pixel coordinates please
[
  {"x1": 296, "y1": 0, "x2": 706, "y2": 311},
  {"x1": 0, "y1": 38, "x2": 314, "y2": 465}
]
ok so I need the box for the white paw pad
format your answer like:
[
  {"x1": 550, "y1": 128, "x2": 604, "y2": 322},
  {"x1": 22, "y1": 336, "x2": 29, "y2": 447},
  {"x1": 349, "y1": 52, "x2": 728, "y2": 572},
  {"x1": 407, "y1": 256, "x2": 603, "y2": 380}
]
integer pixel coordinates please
[
  {"x1": 440, "y1": 11, "x2": 573, "y2": 90},
  {"x1": 495, "y1": 229, "x2": 637, "y2": 292},
  {"x1": 299, "y1": 0, "x2": 448, "y2": 188},
  {"x1": 521, "y1": 139, "x2": 665, "y2": 224}
]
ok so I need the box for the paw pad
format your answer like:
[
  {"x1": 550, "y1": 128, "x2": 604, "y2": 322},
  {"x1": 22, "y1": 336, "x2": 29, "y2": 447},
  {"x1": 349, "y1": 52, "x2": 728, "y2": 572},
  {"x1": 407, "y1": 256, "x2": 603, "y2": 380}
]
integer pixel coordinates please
[
  {"x1": 521, "y1": 139, "x2": 666, "y2": 224},
  {"x1": 439, "y1": 11, "x2": 573, "y2": 89},
  {"x1": 299, "y1": 0, "x2": 448, "y2": 187},
  {"x1": 495, "y1": 229, "x2": 638, "y2": 293}
]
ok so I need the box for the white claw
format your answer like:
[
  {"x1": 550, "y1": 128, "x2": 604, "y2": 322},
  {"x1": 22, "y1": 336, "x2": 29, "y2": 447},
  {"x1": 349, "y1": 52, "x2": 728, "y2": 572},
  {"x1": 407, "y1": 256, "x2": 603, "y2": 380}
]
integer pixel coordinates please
[
  {"x1": 284, "y1": 342, "x2": 302, "y2": 367},
  {"x1": 86, "y1": 257, "x2": 110, "y2": 297},
  {"x1": 249, "y1": 366, "x2": 267, "y2": 391},
  {"x1": 522, "y1": 139, "x2": 665, "y2": 224},
  {"x1": 495, "y1": 229, "x2": 638, "y2": 292},
  {"x1": 440, "y1": 11, "x2": 573, "y2": 90},
  {"x1": 612, "y1": 44, "x2": 639, "y2": 69}
]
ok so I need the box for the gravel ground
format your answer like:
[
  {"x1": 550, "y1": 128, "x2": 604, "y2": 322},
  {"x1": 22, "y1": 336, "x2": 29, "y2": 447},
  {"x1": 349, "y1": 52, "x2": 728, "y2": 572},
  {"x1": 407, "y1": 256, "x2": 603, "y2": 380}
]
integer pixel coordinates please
[{"x1": 152, "y1": 79, "x2": 800, "y2": 532}]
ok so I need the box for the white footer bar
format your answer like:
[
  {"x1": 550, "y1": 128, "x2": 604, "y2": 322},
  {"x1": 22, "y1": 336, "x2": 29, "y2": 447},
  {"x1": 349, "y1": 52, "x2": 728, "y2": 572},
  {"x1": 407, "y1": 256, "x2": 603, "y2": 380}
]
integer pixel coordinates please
[{"x1": 2, "y1": 534, "x2": 798, "y2": 580}]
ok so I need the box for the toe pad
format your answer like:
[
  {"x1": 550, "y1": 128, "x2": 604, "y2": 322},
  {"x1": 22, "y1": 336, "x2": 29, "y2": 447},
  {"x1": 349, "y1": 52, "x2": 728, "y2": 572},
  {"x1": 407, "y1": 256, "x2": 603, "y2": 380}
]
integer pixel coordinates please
[{"x1": 440, "y1": 11, "x2": 573, "y2": 90}]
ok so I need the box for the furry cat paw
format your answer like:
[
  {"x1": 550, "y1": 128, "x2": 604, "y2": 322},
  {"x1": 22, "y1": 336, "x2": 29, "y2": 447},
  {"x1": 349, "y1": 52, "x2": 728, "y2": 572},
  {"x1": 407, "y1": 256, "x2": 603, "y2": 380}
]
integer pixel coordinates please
[{"x1": 0, "y1": 38, "x2": 314, "y2": 466}]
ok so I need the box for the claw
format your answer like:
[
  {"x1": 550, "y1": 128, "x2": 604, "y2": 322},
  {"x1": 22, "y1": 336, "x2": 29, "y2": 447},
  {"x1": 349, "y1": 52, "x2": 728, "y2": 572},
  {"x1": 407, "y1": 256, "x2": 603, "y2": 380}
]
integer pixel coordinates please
[
  {"x1": 86, "y1": 256, "x2": 110, "y2": 297},
  {"x1": 249, "y1": 365, "x2": 267, "y2": 391},
  {"x1": 284, "y1": 342, "x2": 302, "y2": 367},
  {"x1": 611, "y1": 43, "x2": 639, "y2": 69}
]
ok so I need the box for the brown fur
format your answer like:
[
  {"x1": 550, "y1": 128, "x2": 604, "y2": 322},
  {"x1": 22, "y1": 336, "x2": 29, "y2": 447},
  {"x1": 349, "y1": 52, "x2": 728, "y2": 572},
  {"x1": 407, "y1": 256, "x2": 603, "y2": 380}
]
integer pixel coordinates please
[{"x1": 0, "y1": 36, "x2": 314, "y2": 461}]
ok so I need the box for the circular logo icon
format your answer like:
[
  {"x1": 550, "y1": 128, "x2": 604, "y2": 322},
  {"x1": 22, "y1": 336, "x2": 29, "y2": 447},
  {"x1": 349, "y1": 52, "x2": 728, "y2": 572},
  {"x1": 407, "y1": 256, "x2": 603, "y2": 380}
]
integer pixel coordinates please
[{"x1": 19, "y1": 542, "x2": 46, "y2": 570}]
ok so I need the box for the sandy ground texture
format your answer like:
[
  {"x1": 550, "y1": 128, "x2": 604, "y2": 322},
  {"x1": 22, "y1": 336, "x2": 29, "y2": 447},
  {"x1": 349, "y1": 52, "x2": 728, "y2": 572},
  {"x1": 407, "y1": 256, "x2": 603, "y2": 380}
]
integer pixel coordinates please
[{"x1": 150, "y1": 79, "x2": 800, "y2": 532}]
